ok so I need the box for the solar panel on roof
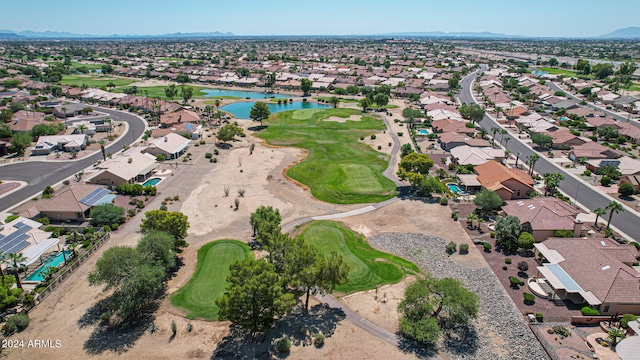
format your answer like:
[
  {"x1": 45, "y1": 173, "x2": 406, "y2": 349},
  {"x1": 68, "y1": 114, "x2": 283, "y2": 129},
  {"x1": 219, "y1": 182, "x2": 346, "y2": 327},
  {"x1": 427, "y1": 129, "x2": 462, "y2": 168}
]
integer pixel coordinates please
[
  {"x1": 14, "y1": 222, "x2": 26, "y2": 229},
  {"x1": 79, "y1": 188, "x2": 110, "y2": 206}
]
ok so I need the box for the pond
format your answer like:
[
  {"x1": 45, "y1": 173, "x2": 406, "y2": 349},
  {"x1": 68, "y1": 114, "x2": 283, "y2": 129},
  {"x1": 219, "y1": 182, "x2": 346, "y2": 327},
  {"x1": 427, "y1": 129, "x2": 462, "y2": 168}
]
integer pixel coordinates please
[
  {"x1": 202, "y1": 89, "x2": 290, "y2": 99},
  {"x1": 221, "y1": 101, "x2": 331, "y2": 119}
]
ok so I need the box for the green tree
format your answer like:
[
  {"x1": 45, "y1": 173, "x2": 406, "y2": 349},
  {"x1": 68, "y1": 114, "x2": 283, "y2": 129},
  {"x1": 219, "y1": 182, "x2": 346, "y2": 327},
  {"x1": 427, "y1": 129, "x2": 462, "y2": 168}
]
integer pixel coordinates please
[
  {"x1": 592, "y1": 207, "x2": 606, "y2": 227},
  {"x1": 517, "y1": 232, "x2": 535, "y2": 251},
  {"x1": 605, "y1": 201, "x2": 624, "y2": 229},
  {"x1": 400, "y1": 143, "x2": 414, "y2": 157},
  {"x1": 374, "y1": 93, "x2": 389, "y2": 108},
  {"x1": 495, "y1": 215, "x2": 522, "y2": 253},
  {"x1": 596, "y1": 126, "x2": 619, "y2": 140},
  {"x1": 358, "y1": 97, "x2": 371, "y2": 112},
  {"x1": 164, "y1": 84, "x2": 177, "y2": 100},
  {"x1": 101, "y1": 64, "x2": 114, "y2": 74},
  {"x1": 397, "y1": 153, "x2": 434, "y2": 187},
  {"x1": 175, "y1": 74, "x2": 190, "y2": 83},
  {"x1": 89, "y1": 204, "x2": 125, "y2": 227},
  {"x1": 136, "y1": 231, "x2": 176, "y2": 270},
  {"x1": 9, "y1": 103, "x2": 25, "y2": 113},
  {"x1": 249, "y1": 205, "x2": 282, "y2": 245},
  {"x1": 216, "y1": 258, "x2": 295, "y2": 336},
  {"x1": 300, "y1": 78, "x2": 312, "y2": 96},
  {"x1": 0, "y1": 276, "x2": 22, "y2": 312},
  {"x1": 526, "y1": 154, "x2": 540, "y2": 176},
  {"x1": 574, "y1": 59, "x2": 590, "y2": 75},
  {"x1": 0, "y1": 109, "x2": 13, "y2": 123},
  {"x1": 346, "y1": 85, "x2": 360, "y2": 98},
  {"x1": 7, "y1": 253, "x2": 26, "y2": 290},
  {"x1": 591, "y1": 63, "x2": 614, "y2": 80},
  {"x1": 216, "y1": 123, "x2": 245, "y2": 144},
  {"x1": 619, "y1": 182, "x2": 635, "y2": 197},
  {"x1": 473, "y1": 190, "x2": 503, "y2": 212},
  {"x1": 10, "y1": 132, "x2": 32, "y2": 157},
  {"x1": 249, "y1": 101, "x2": 271, "y2": 127},
  {"x1": 328, "y1": 96, "x2": 339, "y2": 108},
  {"x1": 608, "y1": 328, "x2": 626, "y2": 351},
  {"x1": 531, "y1": 133, "x2": 553, "y2": 148},
  {"x1": 398, "y1": 275, "x2": 479, "y2": 344},
  {"x1": 140, "y1": 210, "x2": 190, "y2": 251},
  {"x1": 543, "y1": 172, "x2": 564, "y2": 196},
  {"x1": 596, "y1": 164, "x2": 622, "y2": 180},
  {"x1": 419, "y1": 176, "x2": 446, "y2": 198},
  {"x1": 180, "y1": 86, "x2": 194, "y2": 104}
]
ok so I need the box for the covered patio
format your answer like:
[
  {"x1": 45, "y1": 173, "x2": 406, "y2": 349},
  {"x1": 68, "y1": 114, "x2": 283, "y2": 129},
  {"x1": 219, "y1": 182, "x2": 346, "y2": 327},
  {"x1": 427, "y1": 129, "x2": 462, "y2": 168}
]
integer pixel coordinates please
[{"x1": 456, "y1": 174, "x2": 482, "y2": 194}]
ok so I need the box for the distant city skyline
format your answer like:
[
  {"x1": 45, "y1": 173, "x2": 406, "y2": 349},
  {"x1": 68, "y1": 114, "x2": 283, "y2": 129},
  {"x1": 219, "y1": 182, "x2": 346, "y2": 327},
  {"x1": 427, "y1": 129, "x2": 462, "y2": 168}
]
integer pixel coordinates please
[{"x1": 1, "y1": 0, "x2": 639, "y2": 38}]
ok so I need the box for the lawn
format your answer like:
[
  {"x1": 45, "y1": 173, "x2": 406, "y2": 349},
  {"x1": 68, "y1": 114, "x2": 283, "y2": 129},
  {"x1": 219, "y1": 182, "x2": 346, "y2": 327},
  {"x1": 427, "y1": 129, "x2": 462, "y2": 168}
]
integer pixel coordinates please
[
  {"x1": 299, "y1": 221, "x2": 419, "y2": 294},
  {"x1": 48, "y1": 61, "x2": 104, "y2": 70},
  {"x1": 113, "y1": 85, "x2": 210, "y2": 100},
  {"x1": 315, "y1": 97, "x2": 360, "y2": 103},
  {"x1": 170, "y1": 240, "x2": 252, "y2": 320},
  {"x1": 538, "y1": 67, "x2": 579, "y2": 76},
  {"x1": 61, "y1": 75, "x2": 135, "y2": 87},
  {"x1": 255, "y1": 108, "x2": 397, "y2": 204}
]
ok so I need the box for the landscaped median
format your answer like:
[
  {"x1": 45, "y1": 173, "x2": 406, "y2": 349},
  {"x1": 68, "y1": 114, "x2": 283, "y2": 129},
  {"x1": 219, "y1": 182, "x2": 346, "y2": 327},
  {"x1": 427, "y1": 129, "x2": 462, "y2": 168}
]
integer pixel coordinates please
[
  {"x1": 170, "y1": 240, "x2": 252, "y2": 320},
  {"x1": 297, "y1": 220, "x2": 419, "y2": 294},
  {"x1": 255, "y1": 108, "x2": 398, "y2": 204}
]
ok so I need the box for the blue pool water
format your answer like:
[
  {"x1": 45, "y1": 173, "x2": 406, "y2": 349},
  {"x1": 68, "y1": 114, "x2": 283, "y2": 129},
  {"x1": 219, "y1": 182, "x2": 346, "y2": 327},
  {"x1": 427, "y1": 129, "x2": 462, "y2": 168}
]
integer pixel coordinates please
[
  {"x1": 531, "y1": 70, "x2": 548, "y2": 77},
  {"x1": 447, "y1": 183, "x2": 463, "y2": 193},
  {"x1": 201, "y1": 89, "x2": 289, "y2": 99},
  {"x1": 559, "y1": 117, "x2": 569, "y2": 122},
  {"x1": 25, "y1": 251, "x2": 73, "y2": 282},
  {"x1": 142, "y1": 178, "x2": 162, "y2": 187},
  {"x1": 221, "y1": 101, "x2": 331, "y2": 120},
  {"x1": 416, "y1": 129, "x2": 430, "y2": 135}
]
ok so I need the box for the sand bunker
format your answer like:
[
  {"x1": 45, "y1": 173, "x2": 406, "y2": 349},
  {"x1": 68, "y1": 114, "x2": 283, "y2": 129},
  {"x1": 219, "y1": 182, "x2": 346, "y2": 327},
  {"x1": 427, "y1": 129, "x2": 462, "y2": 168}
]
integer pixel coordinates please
[{"x1": 324, "y1": 115, "x2": 362, "y2": 123}]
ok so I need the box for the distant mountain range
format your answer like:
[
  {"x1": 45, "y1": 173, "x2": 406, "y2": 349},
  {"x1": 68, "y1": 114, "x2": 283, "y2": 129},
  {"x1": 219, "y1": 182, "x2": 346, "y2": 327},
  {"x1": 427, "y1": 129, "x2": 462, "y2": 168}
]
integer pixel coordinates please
[
  {"x1": 599, "y1": 27, "x2": 640, "y2": 39},
  {"x1": 0, "y1": 29, "x2": 236, "y2": 39},
  {"x1": 0, "y1": 27, "x2": 639, "y2": 39}
]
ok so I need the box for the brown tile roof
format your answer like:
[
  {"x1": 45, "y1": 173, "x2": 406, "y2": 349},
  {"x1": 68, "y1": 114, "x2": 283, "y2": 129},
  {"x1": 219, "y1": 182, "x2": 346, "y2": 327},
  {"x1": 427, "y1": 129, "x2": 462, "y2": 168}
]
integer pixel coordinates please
[
  {"x1": 475, "y1": 160, "x2": 534, "y2": 190},
  {"x1": 11, "y1": 184, "x2": 104, "y2": 216},
  {"x1": 502, "y1": 197, "x2": 580, "y2": 231}
]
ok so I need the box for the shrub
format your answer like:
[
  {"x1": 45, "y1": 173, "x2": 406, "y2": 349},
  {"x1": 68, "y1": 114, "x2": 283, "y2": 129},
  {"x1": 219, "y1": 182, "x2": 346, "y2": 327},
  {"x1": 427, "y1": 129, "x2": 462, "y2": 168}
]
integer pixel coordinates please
[
  {"x1": 548, "y1": 325, "x2": 571, "y2": 337},
  {"x1": 3, "y1": 314, "x2": 29, "y2": 335},
  {"x1": 445, "y1": 241, "x2": 457, "y2": 254},
  {"x1": 509, "y1": 276, "x2": 524, "y2": 286},
  {"x1": 111, "y1": 223, "x2": 119, "y2": 230},
  {"x1": 600, "y1": 175, "x2": 611, "y2": 186},
  {"x1": 171, "y1": 320, "x2": 177, "y2": 335},
  {"x1": 505, "y1": 258, "x2": 512, "y2": 264},
  {"x1": 518, "y1": 261, "x2": 529, "y2": 272},
  {"x1": 536, "y1": 312, "x2": 543, "y2": 322},
  {"x1": 619, "y1": 182, "x2": 635, "y2": 197},
  {"x1": 299, "y1": 326, "x2": 308, "y2": 335},
  {"x1": 397, "y1": 132, "x2": 403, "y2": 136},
  {"x1": 275, "y1": 338, "x2": 291, "y2": 353},
  {"x1": 360, "y1": 136, "x2": 365, "y2": 140},
  {"x1": 102, "y1": 225, "x2": 111, "y2": 233},
  {"x1": 314, "y1": 333, "x2": 325, "y2": 347},
  {"x1": 4, "y1": 214, "x2": 19, "y2": 223},
  {"x1": 523, "y1": 293, "x2": 535, "y2": 303},
  {"x1": 483, "y1": 242, "x2": 492, "y2": 252},
  {"x1": 490, "y1": 231, "x2": 495, "y2": 238},
  {"x1": 377, "y1": 145, "x2": 382, "y2": 150},
  {"x1": 213, "y1": 149, "x2": 219, "y2": 155},
  {"x1": 459, "y1": 243, "x2": 469, "y2": 254},
  {"x1": 502, "y1": 266, "x2": 508, "y2": 270},
  {"x1": 205, "y1": 152, "x2": 213, "y2": 159},
  {"x1": 583, "y1": 169, "x2": 591, "y2": 176},
  {"x1": 452, "y1": 213, "x2": 458, "y2": 221},
  {"x1": 581, "y1": 306, "x2": 600, "y2": 316},
  {"x1": 440, "y1": 197, "x2": 448, "y2": 205},
  {"x1": 370, "y1": 134, "x2": 377, "y2": 140},
  {"x1": 156, "y1": 154, "x2": 165, "y2": 162},
  {"x1": 554, "y1": 229, "x2": 574, "y2": 238}
]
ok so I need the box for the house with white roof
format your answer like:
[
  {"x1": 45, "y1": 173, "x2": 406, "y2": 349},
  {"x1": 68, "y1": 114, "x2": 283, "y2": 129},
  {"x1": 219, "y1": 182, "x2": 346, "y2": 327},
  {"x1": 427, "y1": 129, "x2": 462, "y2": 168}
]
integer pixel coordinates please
[
  {"x1": 31, "y1": 134, "x2": 88, "y2": 155},
  {"x1": 87, "y1": 148, "x2": 158, "y2": 187},
  {"x1": 450, "y1": 146, "x2": 506, "y2": 166},
  {"x1": 144, "y1": 132, "x2": 191, "y2": 160}
]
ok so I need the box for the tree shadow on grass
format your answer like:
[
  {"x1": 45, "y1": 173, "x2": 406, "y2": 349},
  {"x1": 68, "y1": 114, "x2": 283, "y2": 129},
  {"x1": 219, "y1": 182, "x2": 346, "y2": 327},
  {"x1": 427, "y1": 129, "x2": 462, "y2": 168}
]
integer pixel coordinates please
[
  {"x1": 247, "y1": 125, "x2": 267, "y2": 132},
  {"x1": 78, "y1": 298, "x2": 158, "y2": 355},
  {"x1": 211, "y1": 303, "x2": 345, "y2": 359}
]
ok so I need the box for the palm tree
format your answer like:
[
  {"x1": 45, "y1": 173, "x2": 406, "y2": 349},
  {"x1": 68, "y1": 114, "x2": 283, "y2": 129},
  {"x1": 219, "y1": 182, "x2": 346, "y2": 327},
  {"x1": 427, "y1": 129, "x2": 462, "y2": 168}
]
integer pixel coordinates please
[
  {"x1": 608, "y1": 328, "x2": 625, "y2": 351},
  {"x1": 515, "y1": 152, "x2": 521, "y2": 168},
  {"x1": 605, "y1": 201, "x2": 624, "y2": 229},
  {"x1": 69, "y1": 243, "x2": 79, "y2": 259},
  {"x1": 499, "y1": 129, "x2": 507, "y2": 145},
  {"x1": 491, "y1": 126, "x2": 499, "y2": 141},
  {"x1": 478, "y1": 128, "x2": 488, "y2": 139},
  {"x1": 504, "y1": 150, "x2": 512, "y2": 165},
  {"x1": 0, "y1": 251, "x2": 6, "y2": 278},
  {"x1": 77, "y1": 124, "x2": 87, "y2": 134},
  {"x1": 467, "y1": 213, "x2": 477, "y2": 229},
  {"x1": 7, "y1": 253, "x2": 26, "y2": 290},
  {"x1": 214, "y1": 99, "x2": 222, "y2": 126},
  {"x1": 61, "y1": 107, "x2": 67, "y2": 129},
  {"x1": 592, "y1": 207, "x2": 606, "y2": 228},
  {"x1": 504, "y1": 136, "x2": 511, "y2": 149},
  {"x1": 527, "y1": 154, "x2": 540, "y2": 176}
]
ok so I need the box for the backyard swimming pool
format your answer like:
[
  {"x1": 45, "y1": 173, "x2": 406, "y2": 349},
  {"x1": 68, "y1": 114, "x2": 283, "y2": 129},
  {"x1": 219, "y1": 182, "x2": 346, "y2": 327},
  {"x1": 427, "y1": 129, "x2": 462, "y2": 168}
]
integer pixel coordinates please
[
  {"x1": 416, "y1": 129, "x2": 430, "y2": 135},
  {"x1": 221, "y1": 101, "x2": 331, "y2": 119},
  {"x1": 25, "y1": 251, "x2": 73, "y2": 282},
  {"x1": 446, "y1": 183, "x2": 463, "y2": 193},
  {"x1": 142, "y1": 178, "x2": 162, "y2": 187}
]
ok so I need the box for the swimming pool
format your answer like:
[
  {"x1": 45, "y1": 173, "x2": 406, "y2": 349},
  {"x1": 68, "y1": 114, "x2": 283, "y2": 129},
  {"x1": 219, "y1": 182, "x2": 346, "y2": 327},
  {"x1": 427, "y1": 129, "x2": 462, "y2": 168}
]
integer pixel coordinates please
[
  {"x1": 559, "y1": 117, "x2": 569, "y2": 122},
  {"x1": 446, "y1": 183, "x2": 463, "y2": 193},
  {"x1": 142, "y1": 178, "x2": 162, "y2": 187},
  {"x1": 416, "y1": 129, "x2": 430, "y2": 135},
  {"x1": 25, "y1": 251, "x2": 73, "y2": 282}
]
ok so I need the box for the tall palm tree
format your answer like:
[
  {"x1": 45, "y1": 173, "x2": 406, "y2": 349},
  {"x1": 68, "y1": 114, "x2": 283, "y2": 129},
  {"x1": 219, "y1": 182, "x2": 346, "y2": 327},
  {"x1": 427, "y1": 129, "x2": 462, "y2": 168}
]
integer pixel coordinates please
[
  {"x1": 7, "y1": 253, "x2": 26, "y2": 290},
  {"x1": 77, "y1": 124, "x2": 87, "y2": 134},
  {"x1": 592, "y1": 207, "x2": 606, "y2": 228},
  {"x1": 214, "y1": 99, "x2": 222, "y2": 126},
  {"x1": 605, "y1": 201, "x2": 624, "y2": 229},
  {"x1": 478, "y1": 128, "x2": 488, "y2": 139},
  {"x1": 515, "y1": 152, "x2": 521, "y2": 168},
  {"x1": 527, "y1": 154, "x2": 540, "y2": 176},
  {"x1": 608, "y1": 328, "x2": 625, "y2": 351},
  {"x1": 504, "y1": 136, "x2": 511, "y2": 149},
  {"x1": 500, "y1": 129, "x2": 507, "y2": 145},
  {"x1": 491, "y1": 126, "x2": 499, "y2": 141}
]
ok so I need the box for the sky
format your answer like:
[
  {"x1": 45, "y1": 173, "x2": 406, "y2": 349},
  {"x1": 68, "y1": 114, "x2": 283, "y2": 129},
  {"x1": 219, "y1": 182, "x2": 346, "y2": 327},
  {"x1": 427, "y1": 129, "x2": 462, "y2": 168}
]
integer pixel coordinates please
[{"x1": 0, "y1": 0, "x2": 638, "y2": 37}]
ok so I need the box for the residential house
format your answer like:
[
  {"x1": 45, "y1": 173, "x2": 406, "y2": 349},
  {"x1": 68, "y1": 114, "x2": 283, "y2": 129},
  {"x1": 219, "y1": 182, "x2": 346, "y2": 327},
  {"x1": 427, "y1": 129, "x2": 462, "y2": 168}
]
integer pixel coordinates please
[
  {"x1": 53, "y1": 103, "x2": 86, "y2": 118},
  {"x1": 144, "y1": 133, "x2": 191, "y2": 160},
  {"x1": 450, "y1": 146, "x2": 506, "y2": 166},
  {"x1": 568, "y1": 142, "x2": 622, "y2": 162},
  {"x1": 0, "y1": 217, "x2": 59, "y2": 265},
  {"x1": 586, "y1": 156, "x2": 640, "y2": 176},
  {"x1": 8, "y1": 111, "x2": 52, "y2": 133},
  {"x1": 87, "y1": 148, "x2": 158, "y2": 188},
  {"x1": 534, "y1": 238, "x2": 640, "y2": 315},
  {"x1": 31, "y1": 134, "x2": 88, "y2": 155},
  {"x1": 475, "y1": 160, "x2": 534, "y2": 200},
  {"x1": 619, "y1": 175, "x2": 640, "y2": 193},
  {"x1": 502, "y1": 197, "x2": 583, "y2": 242},
  {"x1": 438, "y1": 132, "x2": 491, "y2": 151},
  {"x1": 618, "y1": 123, "x2": 640, "y2": 144},
  {"x1": 548, "y1": 130, "x2": 587, "y2": 150},
  {"x1": 10, "y1": 184, "x2": 113, "y2": 222}
]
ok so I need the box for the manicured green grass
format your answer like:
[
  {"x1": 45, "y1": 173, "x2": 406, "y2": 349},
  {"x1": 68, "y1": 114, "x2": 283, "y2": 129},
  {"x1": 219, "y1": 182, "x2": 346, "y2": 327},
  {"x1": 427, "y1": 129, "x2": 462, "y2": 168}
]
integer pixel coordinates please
[
  {"x1": 269, "y1": 98, "x2": 293, "y2": 103},
  {"x1": 113, "y1": 85, "x2": 209, "y2": 100},
  {"x1": 315, "y1": 97, "x2": 360, "y2": 103},
  {"x1": 61, "y1": 75, "x2": 135, "y2": 87},
  {"x1": 255, "y1": 108, "x2": 397, "y2": 204},
  {"x1": 538, "y1": 67, "x2": 579, "y2": 76},
  {"x1": 170, "y1": 240, "x2": 252, "y2": 320},
  {"x1": 48, "y1": 61, "x2": 104, "y2": 69},
  {"x1": 300, "y1": 221, "x2": 419, "y2": 294}
]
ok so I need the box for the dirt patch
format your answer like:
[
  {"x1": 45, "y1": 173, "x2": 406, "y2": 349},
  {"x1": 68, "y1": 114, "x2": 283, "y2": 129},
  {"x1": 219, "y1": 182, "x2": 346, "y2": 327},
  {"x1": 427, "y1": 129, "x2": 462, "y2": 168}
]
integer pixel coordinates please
[{"x1": 324, "y1": 114, "x2": 362, "y2": 123}]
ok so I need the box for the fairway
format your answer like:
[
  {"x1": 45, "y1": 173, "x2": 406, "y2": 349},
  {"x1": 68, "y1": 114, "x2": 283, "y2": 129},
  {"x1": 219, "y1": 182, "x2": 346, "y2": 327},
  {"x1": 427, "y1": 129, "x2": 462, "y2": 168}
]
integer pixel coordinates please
[
  {"x1": 61, "y1": 75, "x2": 135, "y2": 87},
  {"x1": 300, "y1": 221, "x2": 419, "y2": 294},
  {"x1": 256, "y1": 108, "x2": 397, "y2": 204},
  {"x1": 114, "y1": 85, "x2": 209, "y2": 100},
  {"x1": 170, "y1": 240, "x2": 252, "y2": 320}
]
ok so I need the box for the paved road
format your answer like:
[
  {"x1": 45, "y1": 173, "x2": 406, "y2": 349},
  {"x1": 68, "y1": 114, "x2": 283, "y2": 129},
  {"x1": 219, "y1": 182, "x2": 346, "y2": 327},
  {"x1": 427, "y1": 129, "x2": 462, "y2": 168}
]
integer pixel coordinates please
[
  {"x1": 0, "y1": 106, "x2": 147, "y2": 213},
  {"x1": 460, "y1": 66, "x2": 640, "y2": 242},
  {"x1": 546, "y1": 81, "x2": 640, "y2": 128}
]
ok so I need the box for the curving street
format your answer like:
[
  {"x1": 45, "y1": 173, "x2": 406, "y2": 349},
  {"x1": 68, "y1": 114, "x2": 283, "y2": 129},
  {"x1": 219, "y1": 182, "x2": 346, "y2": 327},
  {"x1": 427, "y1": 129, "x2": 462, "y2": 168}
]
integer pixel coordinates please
[
  {"x1": 0, "y1": 106, "x2": 147, "y2": 213},
  {"x1": 460, "y1": 65, "x2": 640, "y2": 242}
]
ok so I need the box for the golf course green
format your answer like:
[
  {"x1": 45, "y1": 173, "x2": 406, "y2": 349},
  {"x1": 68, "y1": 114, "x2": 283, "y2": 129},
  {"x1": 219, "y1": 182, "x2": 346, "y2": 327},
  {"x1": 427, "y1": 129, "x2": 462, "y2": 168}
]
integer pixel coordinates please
[
  {"x1": 170, "y1": 240, "x2": 252, "y2": 320},
  {"x1": 61, "y1": 75, "x2": 134, "y2": 87},
  {"x1": 255, "y1": 108, "x2": 397, "y2": 204},
  {"x1": 299, "y1": 221, "x2": 419, "y2": 294}
]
